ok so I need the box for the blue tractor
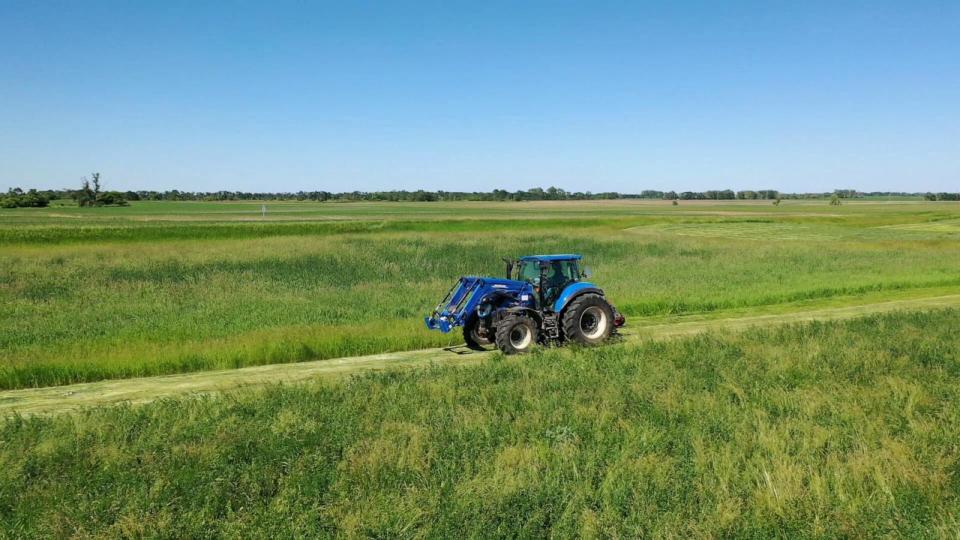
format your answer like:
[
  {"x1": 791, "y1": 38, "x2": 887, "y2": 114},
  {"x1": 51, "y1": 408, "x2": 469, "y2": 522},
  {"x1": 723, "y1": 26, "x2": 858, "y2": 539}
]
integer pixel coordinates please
[{"x1": 425, "y1": 254, "x2": 625, "y2": 354}]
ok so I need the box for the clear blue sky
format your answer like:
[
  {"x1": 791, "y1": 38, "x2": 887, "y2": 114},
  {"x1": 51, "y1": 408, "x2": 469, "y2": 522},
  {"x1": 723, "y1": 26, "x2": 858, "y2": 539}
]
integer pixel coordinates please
[{"x1": 1, "y1": 1, "x2": 957, "y2": 193}]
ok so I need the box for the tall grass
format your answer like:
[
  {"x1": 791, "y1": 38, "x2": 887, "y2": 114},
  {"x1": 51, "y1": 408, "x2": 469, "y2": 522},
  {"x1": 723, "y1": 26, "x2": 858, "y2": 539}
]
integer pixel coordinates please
[
  {"x1": 2, "y1": 310, "x2": 958, "y2": 537},
  {"x1": 3, "y1": 201, "x2": 960, "y2": 389},
  {"x1": 0, "y1": 217, "x2": 633, "y2": 245}
]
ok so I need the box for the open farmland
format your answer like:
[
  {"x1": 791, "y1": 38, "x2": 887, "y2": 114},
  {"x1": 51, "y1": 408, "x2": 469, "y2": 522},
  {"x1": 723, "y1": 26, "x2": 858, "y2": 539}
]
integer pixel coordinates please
[
  {"x1": 3, "y1": 199, "x2": 960, "y2": 536},
  {"x1": 3, "y1": 199, "x2": 960, "y2": 390}
]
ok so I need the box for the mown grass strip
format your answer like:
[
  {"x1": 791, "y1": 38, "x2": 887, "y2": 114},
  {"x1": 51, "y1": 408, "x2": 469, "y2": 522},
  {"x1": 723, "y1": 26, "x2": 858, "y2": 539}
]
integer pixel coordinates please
[{"x1": 4, "y1": 292, "x2": 960, "y2": 417}]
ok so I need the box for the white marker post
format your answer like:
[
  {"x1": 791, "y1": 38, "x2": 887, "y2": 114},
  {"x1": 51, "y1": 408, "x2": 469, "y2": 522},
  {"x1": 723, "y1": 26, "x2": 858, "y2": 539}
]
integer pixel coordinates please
[{"x1": 261, "y1": 204, "x2": 267, "y2": 217}]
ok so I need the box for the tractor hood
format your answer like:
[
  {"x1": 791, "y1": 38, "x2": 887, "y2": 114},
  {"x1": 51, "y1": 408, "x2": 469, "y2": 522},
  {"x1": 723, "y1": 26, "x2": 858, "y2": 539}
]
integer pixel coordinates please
[{"x1": 425, "y1": 276, "x2": 528, "y2": 332}]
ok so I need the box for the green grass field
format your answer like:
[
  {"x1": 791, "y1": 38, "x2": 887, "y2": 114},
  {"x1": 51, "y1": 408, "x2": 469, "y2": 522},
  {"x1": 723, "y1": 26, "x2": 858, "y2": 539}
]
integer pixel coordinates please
[
  {"x1": 3, "y1": 199, "x2": 960, "y2": 536},
  {"x1": 2, "y1": 199, "x2": 960, "y2": 389},
  {"x1": 2, "y1": 310, "x2": 959, "y2": 537}
]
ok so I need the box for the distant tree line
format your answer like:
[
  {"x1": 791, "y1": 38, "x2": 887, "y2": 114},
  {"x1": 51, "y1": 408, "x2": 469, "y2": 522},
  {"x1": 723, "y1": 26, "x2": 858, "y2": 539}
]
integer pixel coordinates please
[
  {"x1": 125, "y1": 187, "x2": 631, "y2": 202},
  {"x1": 923, "y1": 193, "x2": 960, "y2": 201},
  {"x1": 659, "y1": 190, "x2": 780, "y2": 200},
  {"x1": 1, "y1": 188, "x2": 51, "y2": 208},
  {"x1": 2, "y1": 173, "x2": 131, "y2": 208},
  {"x1": 2, "y1": 182, "x2": 957, "y2": 206}
]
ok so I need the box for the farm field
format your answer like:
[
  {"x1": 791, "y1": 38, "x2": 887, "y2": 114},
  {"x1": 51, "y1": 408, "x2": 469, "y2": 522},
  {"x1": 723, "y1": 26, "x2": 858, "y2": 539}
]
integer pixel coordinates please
[
  {"x1": 2, "y1": 199, "x2": 960, "y2": 536},
  {"x1": 3, "y1": 287, "x2": 960, "y2": 417},
  {"x1": 2, "y1": 309, "x2": 959, "y2": 536},
  {"x1": 3, "y1": 199, "x2": 960, "y2": 390}
]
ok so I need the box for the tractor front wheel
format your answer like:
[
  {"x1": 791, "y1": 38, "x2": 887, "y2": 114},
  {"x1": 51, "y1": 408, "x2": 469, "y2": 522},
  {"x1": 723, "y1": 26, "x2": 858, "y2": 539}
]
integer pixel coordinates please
[
  {"x1": 562, "y1": 293, "x2": 614, "y2": 345},
  {"x1": 495, "y1": 315, "x2": 538, "y2": 354},
  {"x1": 463, "y1": 318, "x2": 493, "y2": 351}
]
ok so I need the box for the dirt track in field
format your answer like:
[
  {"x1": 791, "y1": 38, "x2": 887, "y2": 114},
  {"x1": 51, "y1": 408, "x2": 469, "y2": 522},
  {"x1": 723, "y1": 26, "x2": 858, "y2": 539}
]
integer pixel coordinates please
[{"x1": 3, "y1": 289, "x2": 960, "y2": 417}]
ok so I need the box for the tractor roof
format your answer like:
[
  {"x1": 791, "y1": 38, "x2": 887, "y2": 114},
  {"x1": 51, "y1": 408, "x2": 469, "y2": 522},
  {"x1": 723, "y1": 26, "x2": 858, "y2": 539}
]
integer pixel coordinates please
[{"x1": 519, "y1": 254, "x2": 582, "y2": 262}]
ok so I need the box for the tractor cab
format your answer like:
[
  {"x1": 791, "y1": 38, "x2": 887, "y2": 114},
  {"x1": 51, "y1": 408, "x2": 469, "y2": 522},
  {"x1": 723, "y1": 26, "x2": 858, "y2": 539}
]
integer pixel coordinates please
[{"x1": 507, "y1": 255, "x2": 586, "y2": 308}]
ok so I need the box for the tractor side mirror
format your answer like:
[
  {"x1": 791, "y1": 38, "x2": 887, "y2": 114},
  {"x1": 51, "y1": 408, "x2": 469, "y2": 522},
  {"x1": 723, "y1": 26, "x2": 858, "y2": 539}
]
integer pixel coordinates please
[{"x1": 582, "y1": 267, "x2": 593, "y2": 279}]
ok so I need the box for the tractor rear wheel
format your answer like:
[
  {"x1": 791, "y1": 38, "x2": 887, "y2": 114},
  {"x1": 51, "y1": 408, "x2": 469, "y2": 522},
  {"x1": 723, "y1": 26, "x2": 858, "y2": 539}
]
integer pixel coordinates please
[
  {"x1": 562, "y1": 293, "x2": 614, "y2": 345},
  {"x1": 495, "y1": 315, "x2": 538, "y2": 354},
  {"x1": 463, "y1": 318, "x2": 492, "y2": 351}
]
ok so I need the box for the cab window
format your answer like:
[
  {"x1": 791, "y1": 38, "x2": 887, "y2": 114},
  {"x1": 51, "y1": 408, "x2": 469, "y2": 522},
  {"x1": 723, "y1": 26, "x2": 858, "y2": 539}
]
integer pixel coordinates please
[
  {"x1": 517, "y1": 260, "x2": 580, "y2": 284},
  {"x1": 544, "y1": 260, "x2": 579, "y2": 286},
  {"x1": 517, "y1": 261, "x2": 540, "y2": 282}
]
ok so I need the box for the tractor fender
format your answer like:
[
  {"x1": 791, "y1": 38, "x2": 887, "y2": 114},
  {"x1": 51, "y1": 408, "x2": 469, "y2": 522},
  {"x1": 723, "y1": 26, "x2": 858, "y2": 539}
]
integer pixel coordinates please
[{"x1": 553, "y1": 282, "x2": 604, "y2": 313}]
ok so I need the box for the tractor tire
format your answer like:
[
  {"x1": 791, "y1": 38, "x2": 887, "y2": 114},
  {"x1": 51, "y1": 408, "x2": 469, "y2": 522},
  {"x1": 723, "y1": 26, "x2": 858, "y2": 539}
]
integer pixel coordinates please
[
  {"x1": 495, "y1": 315, "x2": 538, "y2": 355},
  {"x1": 463, "y1": 318, "x2": 493, "y2": 351},
  {"x1": 562, "y1": 293, "x2": 614, "y2": 346}
]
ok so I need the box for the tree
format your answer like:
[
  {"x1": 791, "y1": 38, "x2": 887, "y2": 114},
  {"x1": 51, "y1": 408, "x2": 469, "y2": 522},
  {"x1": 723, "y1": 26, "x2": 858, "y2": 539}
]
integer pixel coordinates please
[
  {"x1": 75, "y1": 177, "x2": 96, "y2": 207},
  {"x1": 96, "y1": 191, "x2": 129, "y2": 206},
  {"x1": 1, "y1": 188, "x2": 50, "y2": 208},
  {"x1": 546, "y1": 186, "x2": 566, "y2": 200},
  {"x1": 526, "y1": 187, "x2": 545, "y2": 200},
  {"x1": 830, "y1": 194, "x2": 842, "y2": 206},
  {"x1": 75, "y1": 173, "x2": 128, "y2": 207}
]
